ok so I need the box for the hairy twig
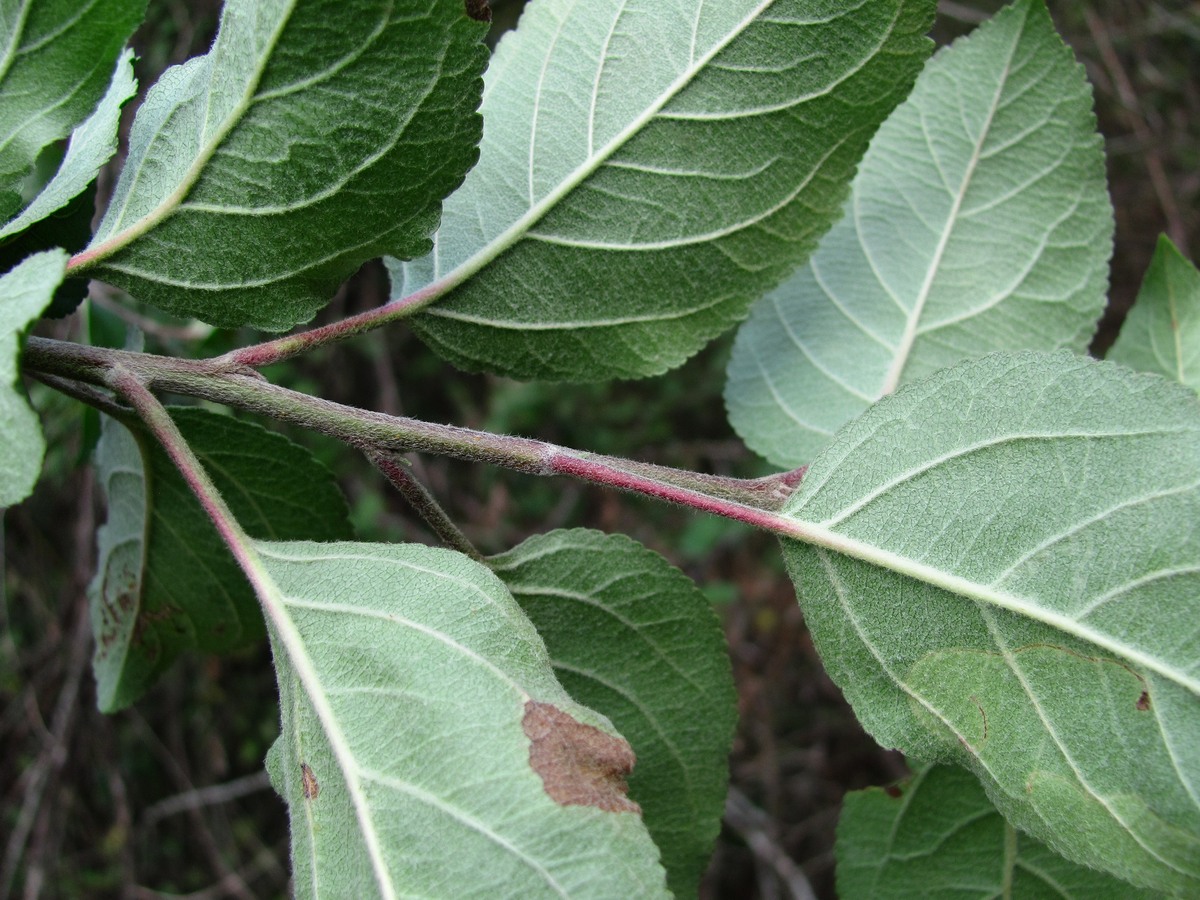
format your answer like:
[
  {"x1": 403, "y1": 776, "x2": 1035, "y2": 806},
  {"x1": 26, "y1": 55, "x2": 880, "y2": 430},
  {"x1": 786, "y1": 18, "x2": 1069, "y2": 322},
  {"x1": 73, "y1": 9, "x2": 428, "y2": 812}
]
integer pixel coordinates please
[{"x1": 370, "y1": 451, "x2": 485, "y2": 561}]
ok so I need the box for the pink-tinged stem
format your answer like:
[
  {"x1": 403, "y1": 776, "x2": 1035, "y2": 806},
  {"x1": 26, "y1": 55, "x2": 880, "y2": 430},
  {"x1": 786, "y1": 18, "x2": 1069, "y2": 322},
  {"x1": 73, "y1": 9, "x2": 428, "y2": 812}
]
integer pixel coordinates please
[
  {"x1": 218, "y1": 279, "x2": 448, "y2": 370},
  {"x1": 107, "y1": 368, "x2": 261, "y2": 577},
  {"x1": 547, "y1": 452, "x2": 807, "y2": 539}
]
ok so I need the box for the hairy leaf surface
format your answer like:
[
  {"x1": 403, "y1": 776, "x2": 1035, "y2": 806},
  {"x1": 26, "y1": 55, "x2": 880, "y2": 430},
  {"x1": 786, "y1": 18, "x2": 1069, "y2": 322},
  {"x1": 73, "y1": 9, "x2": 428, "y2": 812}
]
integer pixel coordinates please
[
  {"x1": 727, "y1": 0, "x2": 1111, "y2": 467},
  {"x1": 394, "y1": 0, "x2": 935, "y2": 380},
  {"x1": 1109, "y1": 235, "x2": 1200, "y2": 395},
  {"x1": 837, "y1": 763, "x2": 1159, "y2": 897},
  {"x1": 259, "y1": 541, "x2": 668, "y2": 898},
  {"x1": 780, "y1": 351, "x2": 1200, "y2": 894},
  {"x1": 90, "y1": 409, "x2": 351, "y2": 711},
  {"x1": 491, "y1": 529, "x2": 736, "y2": 899},
  {"x1": 0, "y1": 48, "x2": 136, "y2": 241},
  {"x1": 0, "y1": 249, "x2": 65, "y2": 506},
  {"x1": 80, "y1": 0, "x2": 488, "y2": 330},
  {"x1": 0, "y1": 0, "x2": 145, "y2": 219}
]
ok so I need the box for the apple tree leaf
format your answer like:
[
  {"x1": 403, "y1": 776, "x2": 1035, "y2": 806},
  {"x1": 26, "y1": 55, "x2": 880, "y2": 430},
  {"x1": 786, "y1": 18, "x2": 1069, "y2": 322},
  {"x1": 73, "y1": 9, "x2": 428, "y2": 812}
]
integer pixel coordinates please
[
  {"x1": 78, "y1": 0, "x2": 488, "y2": 330},
  {"x1": 259, "y1": 540, "x2": 669, "y2": 898},
  {"x1": 0, "y1": 248, "x2": 66, "y2": 506},
  {"x1": 0, "y1": 0, "x2": 146, "y2": 219},
  {"x1": 1108, "y1": 235, "x2": 1200, "y2": 395},
  {"x1": 393, "y1": 0, "x2": 936, "y2": 381},
  {"x1": 89, "y1": 408, "x2": 352, "y2": 711},
  {"x1": 0, "y1": 48, "x2": 137, "y2": 241},
  {"x1": 780, "y1": 351, "x2": 1200, "y2": 895},
  {"x1": 727, "y1": 0, "x2": 1112, "y2": 467},
  {"x1": 490, "y1": 528, "x2": 736, "y2": 899},
  {"x1": 837, "y1": 762, "x2": 1159, "y2": 898}
]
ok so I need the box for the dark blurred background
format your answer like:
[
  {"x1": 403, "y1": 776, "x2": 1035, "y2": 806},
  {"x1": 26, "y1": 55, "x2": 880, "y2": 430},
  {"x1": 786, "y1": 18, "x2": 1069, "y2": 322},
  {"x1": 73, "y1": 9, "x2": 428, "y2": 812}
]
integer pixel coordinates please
[{"x1": 3, "y1": 1, "x2": 1197, "y2": 897}]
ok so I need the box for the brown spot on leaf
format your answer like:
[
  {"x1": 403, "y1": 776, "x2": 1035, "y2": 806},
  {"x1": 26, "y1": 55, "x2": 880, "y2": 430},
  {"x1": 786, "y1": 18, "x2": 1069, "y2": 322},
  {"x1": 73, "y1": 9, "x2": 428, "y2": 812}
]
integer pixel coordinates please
[
  {"x1": 883, "y1": 784, "x2": 903, "y2": 799},
  {"x1": 1136, "y1": 691, "x2": 1151, "y2": 711},
  {"x1": 301, "y1": 763, "x2": 319, "y2": 800},
  {"x1": 522, "y1": 701, "x2": 639, "y2": 814},
  {"x1": 465, "y1": 0, "x2": 491, "y2": 22}
]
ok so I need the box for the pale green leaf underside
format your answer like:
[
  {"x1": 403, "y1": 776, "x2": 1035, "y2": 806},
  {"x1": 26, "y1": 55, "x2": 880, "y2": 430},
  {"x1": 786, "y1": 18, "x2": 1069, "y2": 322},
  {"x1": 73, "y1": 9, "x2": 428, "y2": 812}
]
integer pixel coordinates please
[
  {"x1": 1109, "y1": 235, "x2": 1200, "y2": 395},
  {"x1": 781, "y1": 352, "x2": 1200, "y2": 894},
  {"x1": 0, "y1": 248, "x2": 66, "y2": 506},
  {"x1": 0, "y1": 0, "x2": 145, "y2": 219},
  {"x1": 259, "y1": 540, "x2": 668, "y2": 899},
  {"x1": 491, "y1": 529, "x2": 737, "y2": 899},
  {"x1": 837, "y1": 763, "x2": 1160, "y2": 898},
  {"x1": 727, "y1": 0, "x2": 1112, "y2": 468},
  {"x1": 83, "y1": 0, "x2": 487, "y2": 330},
  {"x1": 0, "y1": 48, "x2": 136, "y2": 241},
  {"x1": 89, "y1": 409, "x2": 351, "y2": 711},
  {"x1": 394, "y1": 0, "x2": 935, "y2": 381}
]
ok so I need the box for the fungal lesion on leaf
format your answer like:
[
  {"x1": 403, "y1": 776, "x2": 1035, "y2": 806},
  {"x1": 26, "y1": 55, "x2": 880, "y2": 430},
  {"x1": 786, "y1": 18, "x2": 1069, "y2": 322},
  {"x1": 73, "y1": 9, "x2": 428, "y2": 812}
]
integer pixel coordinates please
[
  {"x1": 522, "y1": 701, "x2": 640, "y2": 814},
  {"x1": 301, "y1": 762, "x2": 319, "y2": 800}
]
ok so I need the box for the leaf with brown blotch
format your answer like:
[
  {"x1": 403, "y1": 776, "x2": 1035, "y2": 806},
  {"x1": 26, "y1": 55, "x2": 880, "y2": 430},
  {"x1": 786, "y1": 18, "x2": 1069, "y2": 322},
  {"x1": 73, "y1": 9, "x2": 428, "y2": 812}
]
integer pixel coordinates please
[{"x1": 523, "y1": 701, "x2": 640, "y2": 814}]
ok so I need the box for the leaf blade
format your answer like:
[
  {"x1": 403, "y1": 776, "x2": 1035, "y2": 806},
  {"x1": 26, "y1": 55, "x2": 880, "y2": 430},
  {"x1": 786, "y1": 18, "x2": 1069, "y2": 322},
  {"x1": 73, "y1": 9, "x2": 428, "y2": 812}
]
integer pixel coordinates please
[
  {"x1": 780, "y1": 351, "x2": 1200, "y2": 893},
  {"x1": 394, "y1": 0, "x2": 935, "y2": 380},
  {"x1": 491, "y1": 528, "x2": 737, "y2": 899},
  {"x1": 0, "y1": 48, "x2": 137, "y2": 241},
  {"x1": 258, "y1": 540, "x2": 669, "y2": 898},
  {"x1": 82, "y1": 0, "x2": 488, "y2": 330},
  {"x1": 1108, "y1": 235, "x2": 1200, "y2": 394},
  {"x1": 89, "y1": 409, "x2": 352, "y2": 710},
  {"x1": 837, "y1": 763, "x2": 1161, "y2": 898},
  {"x1": 727, "y1": 0, "x2": 1112, "y2": 466},
  {"x1": 0, "y1": 0, "x2": 146, "y2": 219},
  {"x1": 0, "y1": 248, "x2": 66, "y2": 506}
]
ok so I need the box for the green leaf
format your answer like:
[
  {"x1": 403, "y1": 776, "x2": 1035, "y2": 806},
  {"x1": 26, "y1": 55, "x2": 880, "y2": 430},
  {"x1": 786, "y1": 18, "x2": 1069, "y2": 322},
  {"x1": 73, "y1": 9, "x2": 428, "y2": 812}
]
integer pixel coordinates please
[
  {"x1": 779, "y1": 351, "x2": 1200, "y2": 894},
  {"x1": 726, "y1": 0, "x2": 1112, "y2": 468},
  {"x1": 490, "y1": 529, "x2": 737, "y2": 899},
  {"x1": 1108, "y1": 235, "x2": 1200, "y2": 394},
  {"x1": 837, "y1": 763, "x2": 1160, "y2": 898},
  {"x1": 259, "y1": 540, "x2": 669, "y2": 898},
  {"x1": 0, "y1": 248, "x2": 66, "y2": 506},
  {"x1": 0, "y1": 48, "x2": 137, "y2": 241},
  {"x1": 90, "y1": 408, "x2": 352, "y2": 711},
  {"x1": 0, "y1": 0, "x2": 146, "y2": 219},
  {"x1": 80, "y1": 0, "x2": 488, "y2": 330},
  {"x1": 393, "y1": 0, "x2": 935, "y2": 381}
]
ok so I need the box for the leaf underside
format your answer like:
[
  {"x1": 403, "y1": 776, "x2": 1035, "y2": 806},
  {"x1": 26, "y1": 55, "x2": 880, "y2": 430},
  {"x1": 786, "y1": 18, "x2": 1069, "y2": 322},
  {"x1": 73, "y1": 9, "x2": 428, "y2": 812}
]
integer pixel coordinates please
[
  {"x1": 0, "y1": 48, "x2": 138, "y2": 241},
  {"x1": 84, "y1": 0, "x2": 489, "y2": 331},
  {"x1": 1108, "y1": 235, "x2": 1200, "y2": 395},
  {"x1": 89, "y1": 409, "x2": 352, "y2": 711},
  {"x1": 491, "y1": 529, "x2": 737, "y2": 899},
  {"x1": 782, "y1": 351, "x2": 1200, "y2": 894},
  {"x1": 395, "y1": 0, "x2": 936, "y2": 381},
  {"x1": 0, "y1": 0, "x2": 146, "y2": 220},
  {"x1": 837, "y1": 762, "x2": 1160, "y2": 898},
  {"x1": 260, "y1": 540, "x2": 669, "y2": 899},
  {"x1": 0, "y1": 249, "x2": 67, "y2": 506},
  {"x1": 726, "y1": 0, "x2": 1113, "y2": 468}
]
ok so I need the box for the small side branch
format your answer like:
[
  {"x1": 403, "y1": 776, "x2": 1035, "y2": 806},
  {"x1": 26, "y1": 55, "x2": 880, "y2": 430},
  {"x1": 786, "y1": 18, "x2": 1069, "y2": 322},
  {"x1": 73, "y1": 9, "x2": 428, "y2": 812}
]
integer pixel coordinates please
[{"x1": 369, "y1": 451, "x2": 484, "y2": 562}]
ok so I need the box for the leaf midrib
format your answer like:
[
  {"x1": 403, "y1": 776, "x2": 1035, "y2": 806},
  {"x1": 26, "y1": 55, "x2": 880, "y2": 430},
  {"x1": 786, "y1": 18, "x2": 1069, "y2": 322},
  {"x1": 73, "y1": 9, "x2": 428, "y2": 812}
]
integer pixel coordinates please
[
  {"x1": 878, "y1": 4, "x2": 1027, "y2": 396},
  {"x1": 422, "y1": 0, "x2": 779, "y2": 305},
  {"x1": 786, "y1": 523, "x2": 1200, "y2": 698},
  {"x1": 81, "y1": 2, "x2": 297, "y2": 267}
]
